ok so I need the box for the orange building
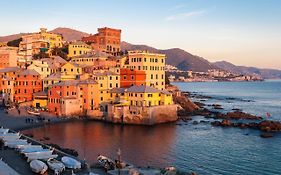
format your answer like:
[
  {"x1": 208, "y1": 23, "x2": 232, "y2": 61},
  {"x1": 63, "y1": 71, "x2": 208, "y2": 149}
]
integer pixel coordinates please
[
  {"x1": 82, "y1": 27, "x2": 121, "y2": 56},
  {"x1": 120, "y1": 68, "x2": 146, "y2": 88},
  {"x1": 47, "y1": 79, "x2": 99, "y2": 116},
  {"x1": 0, "y1": 47, "x2": 18, "y2": 68},
  {"x1": 14, "y1": 69, "x2": 42, "y2": 103}
]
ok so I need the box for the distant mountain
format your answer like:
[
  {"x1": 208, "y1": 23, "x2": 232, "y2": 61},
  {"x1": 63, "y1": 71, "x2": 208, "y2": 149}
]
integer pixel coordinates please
[
  {"x1": 213, "y1": 61, "x2": 281, "y2": 79},
  {"x1": 50, "y1": 27, "x2": 89, "y2": 42},
  {"x1": 0, "y1": 27, "x2": 89, "y2": 42},
  {"x1": 0, "y1": 33, "x2": 27, "y2": 42},
  {"x1": 121, "y1": 41, "x2": 217, "y2": 72}
]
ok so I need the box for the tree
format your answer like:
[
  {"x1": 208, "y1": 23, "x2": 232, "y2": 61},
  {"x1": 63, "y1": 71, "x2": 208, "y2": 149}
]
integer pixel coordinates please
[
  {"x1": 165, "y1": 74, "x2": 170, "y2": 85},
  {"x1": 33, "y1": 50, "x2": 49, "y2": 59},
  {"x1": 7, "y1": 38, "x2": 22, "y2": 47},
  {"x1": 51, "y1": 46, "x2": 68, "y2": 60}
]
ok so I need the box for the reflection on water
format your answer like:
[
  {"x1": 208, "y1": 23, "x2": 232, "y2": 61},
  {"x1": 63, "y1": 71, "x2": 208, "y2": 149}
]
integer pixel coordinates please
[{"x1": 23, "y1": 121, "x2": 177, "y2": 168}]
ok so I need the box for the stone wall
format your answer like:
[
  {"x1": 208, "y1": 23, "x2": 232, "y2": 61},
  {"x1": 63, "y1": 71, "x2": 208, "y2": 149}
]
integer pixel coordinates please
[{"x1": 106, "y1": 104, "x2": 178, "y2": 125}]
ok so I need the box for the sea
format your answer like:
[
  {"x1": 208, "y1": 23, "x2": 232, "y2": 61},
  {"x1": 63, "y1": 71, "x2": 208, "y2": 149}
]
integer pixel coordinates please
[{"x1": 23, "y1": 80, "x2": 281, "y2": 175}]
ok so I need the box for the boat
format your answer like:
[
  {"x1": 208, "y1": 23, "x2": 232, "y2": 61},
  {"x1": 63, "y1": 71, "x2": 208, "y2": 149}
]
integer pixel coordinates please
[
  {"x1": 0, "y1": 132, "x2": 20, "y2": 138},
  {"x1": 97, "y1": 155, "x2": 115, "y2": 170},
  {"x1": 27, "y1": 109, "x2": 40, "y2": 116},
  {"x1": 0, "y1": 127, "x2": 9, "y2": 134},
  {"x1": 24, "y1": 149, "x2": 53, "y2": 157},
  {"x1": 30, "y1": 160, "x2": 48, "y2": 174},
  {"x1": 17, "y1": 144, "x2": 42, "y2": 150},
  {"x1": 61, "y1": 156, "x2": 81, "y2": 169},
  {"x1": 2, "y1": 137, "x2": 21, "y2": 142},
  {"x1": 47, "y1": 158, "x2": 65, "y2": 173},
  {"x1": 20, "y1": 147, "x2": 44, "y2": 153},
  {"x1": 5, "y1": 140, "x2": 29, "y2": 148},
  {"x1": 27, "y1": 154, "x2": 58, "y2": 162}
]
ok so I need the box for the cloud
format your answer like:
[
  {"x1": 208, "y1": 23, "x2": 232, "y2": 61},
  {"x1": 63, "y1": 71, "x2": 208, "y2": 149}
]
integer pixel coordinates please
[
  {"x1": 169, "y1": 4, "x2": 186, "y2": 11},
  {"x1": 165, "y1": 10, "x2": 206, "y2": 21}
]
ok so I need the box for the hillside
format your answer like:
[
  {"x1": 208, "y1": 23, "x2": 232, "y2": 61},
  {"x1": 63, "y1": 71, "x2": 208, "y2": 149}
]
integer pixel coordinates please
[
  {"x1": 0, "y1": 27, "x2": 89, "y2": 42},
  {"x1": 50, "y1": 27, "x2": 89, "y2": 42},
  {"x1": 213, "y1": 61, "x2": 281, "y2": 79},
  {"x1": 121, "y1": 41, "x2": 217, "y2": 72}
]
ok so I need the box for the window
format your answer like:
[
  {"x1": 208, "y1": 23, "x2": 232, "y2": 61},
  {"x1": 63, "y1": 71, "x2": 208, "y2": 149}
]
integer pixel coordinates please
[
  {"x1": 124, "y1": 75, "x2": 126, "y2": 80},
  {"x1": 151, "y1": 74, "x2": 153, "y2": 79},
  {"x1": 131, "y1": 75, "x2": 134, "y2": 80}
]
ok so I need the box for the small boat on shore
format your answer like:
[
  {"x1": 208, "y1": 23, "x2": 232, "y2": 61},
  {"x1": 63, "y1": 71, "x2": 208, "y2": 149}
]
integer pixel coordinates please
[
  {"x1": 47, "y1": 158, "x2": 65, "y2": 173},
  {"x1": 17, "y1": 144, "x2": 41, "y2": 150},
  {"x1": 24, "y1": 149, "x2": 54, "y2": 157},
  {"x1": 5, "y1": 140, "x2": 28, "y2": 148},
  {"x1": 27, "y1": 109, "x2": 40, "y2": 116},
  {"x1": 97, "y1": 155, "x2": 115, "y2": 170},
  {"x1": 0, "y1": 127, "x2": 9, "y2": 134},
  {"x1": 30, "y1": 160, "x2": 48, "y2": 174},
  {"x1": 0, "y1": 132, "x2": 20, "y2": 138},
  {"x1": 20, "y1": 147, "x2": 44, "y2": 154},
  {"x1": 27, "y1": 154, "x2": 58, "y2": 162},
  {"x1": 61, "y1": 156, "x2": 81, "y2": 169}
]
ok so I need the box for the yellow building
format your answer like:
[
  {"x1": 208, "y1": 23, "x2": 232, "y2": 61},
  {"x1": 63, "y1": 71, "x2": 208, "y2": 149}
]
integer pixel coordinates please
[
  {"x1": 33, "y1": 91, "x2": 48, "y2": 108},
  {"x1": 60, "y1": 62, "x2": 84, "y2": 80},
  {"x1": 42, "y1": 72, "x2": 62, "y2": 90},
  {"x1": 126, "y1": 50, "x2": 166, "y2": 90},
  {"x1": 110, "y1": 85, "x2": 173, "y2": 107},
  {"x1": 18, "y1": 28, "x2": 63, "y2": 60},
  {"x1": 70, "y1": 51, "x2": 110, "y2": 66},
  {"x1": 91, "y1": 71, "x2": 120, "y2": 109},
  {"x1": 27, "y1": 58, "x2": 58, "y2": 78},
  {"x1": 68, "y1": 41, "x2": 92, "y2": 58}
]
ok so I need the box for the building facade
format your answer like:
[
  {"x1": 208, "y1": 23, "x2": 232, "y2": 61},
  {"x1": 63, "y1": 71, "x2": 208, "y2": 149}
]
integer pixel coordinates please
[
  {"x1": 126, "y1": 50, "x2": 166, "y2": 90},
  {"x1": 0, "y1": 47, "x2": 18, "y2": 68},
  {"x1": 14, "y1": 69, "x2": 42, "y2": 103},
  {"x1": 82, "y1": 27, "x2": 121, "y2": 56},
  {"x1": 120, "y1": 68, "x2": 146, "y2": 88},
  {"x1": 68, "y1": 41, "x2": 92, "y2": 58}
]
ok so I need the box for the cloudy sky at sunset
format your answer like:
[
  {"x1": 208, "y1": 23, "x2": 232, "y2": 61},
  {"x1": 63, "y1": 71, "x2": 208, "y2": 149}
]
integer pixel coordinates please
[{"x1": 1, "y1": 0, "x2": 281, "y2": 69}]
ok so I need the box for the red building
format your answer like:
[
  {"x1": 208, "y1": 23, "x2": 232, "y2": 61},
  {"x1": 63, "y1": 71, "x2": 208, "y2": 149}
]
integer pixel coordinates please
[
  {"x1": 120, "y1": 68, "x2": 146, "y2": 88},
  {"x1": 14, "y1": 70, "x2": 42, "y2": 103},
  {"x1": 82, "y1": 27, "x2": 121, "y2": 56}
]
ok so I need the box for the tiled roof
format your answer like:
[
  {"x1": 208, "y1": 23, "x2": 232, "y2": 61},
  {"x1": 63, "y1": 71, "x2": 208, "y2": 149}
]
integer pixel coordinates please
[
  {"x1": 53, "y1": 80, "x2": 79, "y2": 87},
  {"x1": 43, "y1": 72, "x2": 62, "y2": 80},
  {"x1": 17, "y1": 69, "x2": 40, "y2": 76},
  {"x1": 51, "y1": 56, "x2": 67, "y2": 64},
  {"x1": 70, "y1": 41, "x2": 90, "y2": 46},
  {"x1": 72, "y1": 50, "x2": 110, "y2": 59},
  {"x1": 0, "y1": 67, "x2": 21, "y2": 73},
  {"x1": 110, "y1": 87, "x2": 127, "y2": 93},
  {"x1": 78, "y1": 78, "x2": 98, "y2": 85},
  {"x1": 33, "y1": 91, "x2": 48, "y2": 97},
  {"x1": 127, "y1": 85, "x2": 161, "y2": 93},
  {"x1": 92, "y1": 71, "x2": 118, "y2": 76}
]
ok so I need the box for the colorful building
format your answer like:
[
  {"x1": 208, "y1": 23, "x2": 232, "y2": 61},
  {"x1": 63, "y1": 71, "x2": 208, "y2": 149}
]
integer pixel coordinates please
[
  {"x1": 14, "y1": 69, "x2": 42, "y2": 103},
  {"x1": 60, "y1": 62, "x2": 84, "y2": 80},
  {"x1": 91, "y1": 71, "x2": 120, "y2": 109},
  {"x1": 18, "y1": 28, "x2": 63, "y2": 60},
  {"x1": 82, "y1": 27, "x2": 121, "y2": 56},
  {"x1": 120, "y1": 68, "x2": 146, "y2": 88},
  {"x1": 0, "y1": 47, "x2": 18, "y2": 68},
  {"x1": 42, "y1": 72, "x2": 62, "y2": 90},
  {"x1": 27, "y1": 58, "x2": 58, "y2": 78},
  {"x1": 47, "y1": 79, "x2": 99, "y2": 116},
  {"x1": 0, "y1": 67, "x2": 21, "y2": 104},
  {"x1": 33, "y1": 91, "x2": 48, "y2": 108},
  {"x1": 68, "y1": 41, "x2": 92, "y2": 58},
  {"x1": 126, "y1": 50, "x2": 166, "y2": 90}
]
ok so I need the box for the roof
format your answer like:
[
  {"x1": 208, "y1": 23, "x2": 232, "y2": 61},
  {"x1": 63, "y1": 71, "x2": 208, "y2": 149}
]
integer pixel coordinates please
[
  {"x1": 51, "y1": 56, "x2": 67, "y2": 64},
  {"x1": 17, "y1": 69, "x2": 40, "y2": 76},
  {"x1": 127, "y1": 85, "x2": 161, "y2": 93},
  {"x1": 43, "y1": 72, "x2": 62, "y2": 80},
  {"x1": 53, "y1": 80, "x2": 79, "y2": 87},
  {"x1": 33, "y1": 91, "x2": 48, "y2": 97},
  {"x1": 92, "y1": 71, "x2": 118, "y2": 76},
  {"x1": 0, "y1": 67, "x2": 21, "y2": 73},
  {"x1": 110, "y1": 87, "x2": 127, "y2": 93},
  {"x1": 78, "y1": 78, "x2": 98, "y2": 85}
]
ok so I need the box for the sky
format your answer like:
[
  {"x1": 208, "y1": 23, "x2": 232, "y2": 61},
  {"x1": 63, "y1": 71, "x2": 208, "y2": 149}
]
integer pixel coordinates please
[{"x1": 1, "y1": 0, "x2": 281, "y2": 69}]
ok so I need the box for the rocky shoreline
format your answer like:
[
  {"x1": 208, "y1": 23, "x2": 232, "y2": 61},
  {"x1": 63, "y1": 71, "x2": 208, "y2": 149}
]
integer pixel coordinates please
[{"x1": 177, "y1": 90, "x2": 281, "y2": 138}]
